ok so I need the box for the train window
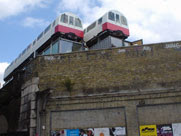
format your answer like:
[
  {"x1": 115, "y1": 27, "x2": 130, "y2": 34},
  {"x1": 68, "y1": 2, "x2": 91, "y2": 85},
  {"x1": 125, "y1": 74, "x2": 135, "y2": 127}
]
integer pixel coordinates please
[
  {"x1": 53, "y1": 20, "x2": 56, "y2": 26},
  {"x1": 22, "y1": 49, "x2": 26, "y2": 55},
  {"x1": 75, "y1": 18, "x2": 82, "y2": 27},
  {"x1": 61, "y1": 14, "x2": 68, "y2": 23},
  {"x1": 87, "y1": 22, "x2": 96, "y2": 32},
  {"x1": 18, "y1": 53, "x2": 22, "y2": 58},
  {"x1": 27, "y1": 44, "x2": 32, "y2": 52},
  {"x1": 98, "y1": 18, "x2": 102, "y2": 24},
  {"x1": 116, "y1": 14, "x2": 120, "y2": 22},
  {"x1": 52, "y1": 41, "x2": 59, "y2": 54},
  {"x1": 33, "y1": 40, "x2": 36, "y2": 45},
  {"x1": 27, "y1": 44, "x2": 31, "y2": 49},
  {"x1": 121, "y1": 16, "x2": 127, "y2": 25},
  {"x1": 69, "y1": 16, "x2": 74, "y2": 25},
  {"x1": 84, "y1": 29, "x2": 86, "y2": 34},
  {"x1": 43, "y1": 46, "x2": 50, "y2": 55},
  {"x1": 108, "y1": 12, "x2": 115, "y2": 21},
  {"x1": 44, "y1": 24, "x2": 51, "y2": 34},
  {"x1": 37, "y1": 32, "x2": 43, "y2": 40}
]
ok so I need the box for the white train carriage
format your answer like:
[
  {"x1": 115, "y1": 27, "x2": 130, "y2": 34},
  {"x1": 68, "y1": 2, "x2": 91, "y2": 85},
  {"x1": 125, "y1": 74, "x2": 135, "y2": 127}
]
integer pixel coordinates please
[
  {"x1": 4, "y1": 12, "x2": 84, "y2": 82},
  {"x1": 84, "y1": 10, "x2": 129, "y2": 46}
]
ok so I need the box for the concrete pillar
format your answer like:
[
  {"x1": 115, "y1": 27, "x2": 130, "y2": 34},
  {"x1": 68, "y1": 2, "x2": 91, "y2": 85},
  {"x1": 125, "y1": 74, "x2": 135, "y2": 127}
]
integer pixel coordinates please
[{"x1": 125, "y1": 102, "x2": 139, "y2": 136}]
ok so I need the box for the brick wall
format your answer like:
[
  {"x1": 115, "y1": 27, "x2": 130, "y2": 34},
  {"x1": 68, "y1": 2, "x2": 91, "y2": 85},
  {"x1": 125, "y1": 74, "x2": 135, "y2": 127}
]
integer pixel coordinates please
[{"x1": 30, "y1": 41, "x2": 181, "y2": 95}]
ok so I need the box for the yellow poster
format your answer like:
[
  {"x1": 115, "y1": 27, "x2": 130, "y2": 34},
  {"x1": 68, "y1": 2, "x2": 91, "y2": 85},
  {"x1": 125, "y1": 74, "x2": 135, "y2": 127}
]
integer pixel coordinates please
[{"x1": 140, "y1": 125, "x2": 157, "y2": 136}]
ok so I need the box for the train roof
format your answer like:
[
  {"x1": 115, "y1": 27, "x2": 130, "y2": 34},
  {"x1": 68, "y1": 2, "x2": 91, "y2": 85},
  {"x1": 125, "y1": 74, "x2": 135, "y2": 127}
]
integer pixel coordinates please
[{"x1": 108, "y1": 10, "x2": 124, "y2": 16}]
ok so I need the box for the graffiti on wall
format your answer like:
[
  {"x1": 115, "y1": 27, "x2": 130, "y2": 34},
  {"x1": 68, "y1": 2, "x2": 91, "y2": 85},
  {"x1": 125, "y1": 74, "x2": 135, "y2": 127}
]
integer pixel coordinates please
[
  {"x1": 165, "y1": 43, "x2": 181, "y2": 51},
  {"x1": 157, "y1": 124, "x2": 173, "y2": 136},
  {"x1": 125, "y1": 46, "x2": 153, "y2": 57}
]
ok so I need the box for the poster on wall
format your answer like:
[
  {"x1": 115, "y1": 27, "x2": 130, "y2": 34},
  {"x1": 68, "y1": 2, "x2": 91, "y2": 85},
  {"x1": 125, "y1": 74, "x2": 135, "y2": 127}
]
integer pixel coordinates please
[
  {"x1": 94, "y1": 128, "x2": 110, "y2": 136},
  {"x1": 79, "y1": 128, "x2": 94, "y2": 136},
  {"x1": 51, "y1": 129, "x2": 66, "y2": 136},
  {"x1": 66, "y1": 129, "x2": 80, "y2": 136},
  {"x1": 172, "y1": 123, "x2": 181, "y2": 136},
  {"x1": 157, "y1": 124, "x2": 173, "y2": 136},
  {"x1": 110, "y1": 127, "x2": 126, "y2": 136},
  {"x1": 140, "y1": 125, "x2": 157, "y2": 136},
  {"x1": 51, "y1": 127, "x2": 126, "y2": 136},
  {"x1": 79, "y1": 127, "x2": 126, "y2": 136}
]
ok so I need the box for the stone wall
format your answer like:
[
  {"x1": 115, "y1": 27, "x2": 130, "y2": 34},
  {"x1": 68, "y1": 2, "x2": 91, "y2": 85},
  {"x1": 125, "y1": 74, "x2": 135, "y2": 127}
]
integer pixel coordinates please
[
  {"x1": 24, "y1": 40, "x2": 181, "y2": 136},
  {"x1": 20, "y1": 77, "x2": 39, "y2": 136}
]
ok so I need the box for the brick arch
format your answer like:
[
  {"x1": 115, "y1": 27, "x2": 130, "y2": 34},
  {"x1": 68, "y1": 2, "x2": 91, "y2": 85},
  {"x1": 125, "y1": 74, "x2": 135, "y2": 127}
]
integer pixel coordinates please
[
  {"x1": 0, "y1": 114, "x2": 8, "y2": 134},
  {"x1": 0, "y1": 95, "x2": 21, "y2": 133}
]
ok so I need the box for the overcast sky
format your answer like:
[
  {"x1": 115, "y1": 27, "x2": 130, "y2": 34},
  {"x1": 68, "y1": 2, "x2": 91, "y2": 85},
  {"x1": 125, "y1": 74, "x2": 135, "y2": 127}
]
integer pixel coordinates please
[{"x1": 0, "y1": 0, "x2": 181, "y2": 86}]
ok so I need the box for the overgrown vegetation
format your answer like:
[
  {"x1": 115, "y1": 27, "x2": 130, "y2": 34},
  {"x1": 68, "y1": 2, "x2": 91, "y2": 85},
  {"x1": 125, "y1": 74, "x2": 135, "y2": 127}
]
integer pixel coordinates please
[{"x1": 61, "y1": 77, "x2": 75, "y2": 92}]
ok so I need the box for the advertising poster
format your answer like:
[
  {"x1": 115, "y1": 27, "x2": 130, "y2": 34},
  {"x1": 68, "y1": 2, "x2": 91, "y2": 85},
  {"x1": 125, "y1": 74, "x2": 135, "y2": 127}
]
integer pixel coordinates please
[
  {"x1": 172, "y1": 123, "x2": 181, "y2": 136},
  {"x1": 110, "y1": 127, "x2": 126, "y2": 136},
  {"x1": 140, "y1": 125, "x2": 157, "y2": 136},
  {"x1": 51, "y1": 127, "x2": 126, "y2": 136},
  {"x1": 51, "y1": 129, "x2": 65, "y2": 136},
  {"x1": 66, "y1": 129, "x2": 80, "y2": 136},
  {"x1": 157, "y1": 124, "x2": 173, "y2": 136},
  {"x1": 94, "y1": 128, "x2": 110, "y2": 136},
  {"x1": 60, "y1": 130, "x2": 66, "y2": 136},
  {"x1": 79, "y1": 128, "x2": 94, "y2": 136}
]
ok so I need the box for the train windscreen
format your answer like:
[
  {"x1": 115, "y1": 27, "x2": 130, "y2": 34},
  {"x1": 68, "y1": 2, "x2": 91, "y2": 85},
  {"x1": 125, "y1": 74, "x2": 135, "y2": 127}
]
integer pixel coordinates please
[
  {"x1": 108, "y1": 12, "x2": 115, "y2": 21},
  {"x1": 75, "y1": 18, "x2": 82, "y2": 28},
  {"x1": 61, "y1": 14, "x2": 68, "y2": 23}
]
